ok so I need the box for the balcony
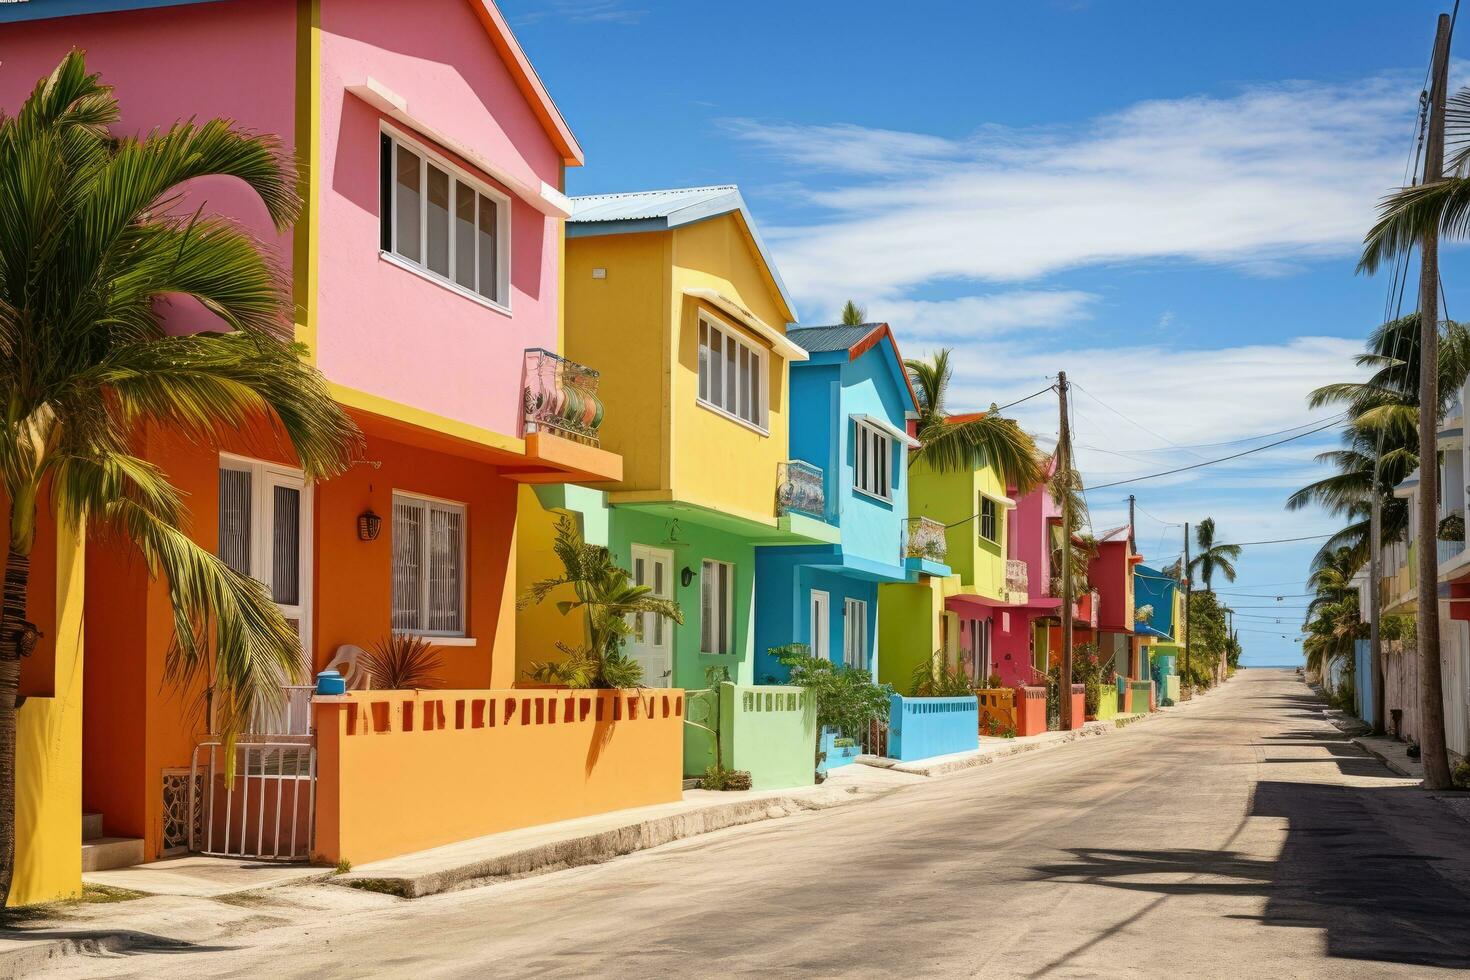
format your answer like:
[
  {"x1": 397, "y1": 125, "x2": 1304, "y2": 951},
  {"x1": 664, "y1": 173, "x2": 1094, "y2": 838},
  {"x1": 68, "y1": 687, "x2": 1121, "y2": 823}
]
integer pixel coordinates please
[
  {"x1": 904, "y1": 517, "x2": 948, "y2": 563},
  {"x1": 776, "y1": 460, "x2": 826, "y2": 520},
  {"x1": 523, "y1": 348, "x2": 605, "y2": 446},
  {"x1": 1005, "y1": 559, "x2": 1029, "y2": 602}
]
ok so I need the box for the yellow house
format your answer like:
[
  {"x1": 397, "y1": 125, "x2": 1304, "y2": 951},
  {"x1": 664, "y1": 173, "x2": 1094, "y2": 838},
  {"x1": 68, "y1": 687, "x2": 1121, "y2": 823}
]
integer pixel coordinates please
[{"x1": 518, "y1": 187, "x2": 836, "y2": 703}]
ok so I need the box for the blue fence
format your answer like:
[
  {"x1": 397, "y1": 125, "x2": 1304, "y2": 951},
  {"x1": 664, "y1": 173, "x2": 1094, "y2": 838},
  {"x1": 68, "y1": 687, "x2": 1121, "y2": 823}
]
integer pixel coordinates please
[
  {"x1": 1354, "y1": 638, "x2": 1374, "y2": 724},
  {"x1": 817, "y1": 728, "x2": 863, "y2": 773},
  {"x1": 887, "y1": 695, "x2": 979, "y2": 761}
]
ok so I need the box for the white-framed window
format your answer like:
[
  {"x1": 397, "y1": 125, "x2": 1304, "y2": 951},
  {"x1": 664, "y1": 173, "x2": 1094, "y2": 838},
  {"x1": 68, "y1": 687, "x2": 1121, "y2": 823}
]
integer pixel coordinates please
[
  {"x1": 217, "y1": 455, "x2": 311, "y2": 648},
  {"x1": 854, "y1": 419, "x2": 892, "y2": 501},
  {"x1": 697, "y1": 312, "x2": 767, "y2": 432},
  {"x1": 700, "y1": 558, "x2": 735, "y2": 655},
  {"x1": 379, "y1": 125, "x2": 510, "y2": 310},
  {"x1": 844, "y1": 597, "x2": 869, "y2": 670},
  {"x1": 979, "y1": 496, "x2": 999, "y2": 543},
  {"x1": 392, "y1": 491, "x2": 467, "y2": 637}
]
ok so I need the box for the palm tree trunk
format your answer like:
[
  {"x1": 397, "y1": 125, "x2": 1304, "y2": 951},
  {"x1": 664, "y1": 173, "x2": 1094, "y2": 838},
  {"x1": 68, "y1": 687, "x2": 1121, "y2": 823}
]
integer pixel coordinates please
[{"x1": 0, "y1": 546, "x2": 34, "y2": 906}]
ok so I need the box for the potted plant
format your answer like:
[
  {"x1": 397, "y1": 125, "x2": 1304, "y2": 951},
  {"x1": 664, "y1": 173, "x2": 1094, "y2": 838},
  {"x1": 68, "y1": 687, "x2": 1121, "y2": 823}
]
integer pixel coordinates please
[{"x1": 518, "y1": 517, "x2": 683, "y2": 689}]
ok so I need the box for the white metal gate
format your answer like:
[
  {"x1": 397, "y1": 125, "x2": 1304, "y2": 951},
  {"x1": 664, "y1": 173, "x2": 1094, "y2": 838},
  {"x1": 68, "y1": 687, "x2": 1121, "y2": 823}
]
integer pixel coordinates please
[{"x1": 189, "y1": 738, "x2": 315, "y2": 861}]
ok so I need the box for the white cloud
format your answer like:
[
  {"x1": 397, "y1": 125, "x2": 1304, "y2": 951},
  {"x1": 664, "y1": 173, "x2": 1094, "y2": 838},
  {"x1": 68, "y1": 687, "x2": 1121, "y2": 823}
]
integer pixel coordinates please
[
  {"x1": 728, "y1": 73, "x2": 1416, "y2": 306},
  {"x1": 869, "y1": 290, "x2": 1098, "y2": 341}
]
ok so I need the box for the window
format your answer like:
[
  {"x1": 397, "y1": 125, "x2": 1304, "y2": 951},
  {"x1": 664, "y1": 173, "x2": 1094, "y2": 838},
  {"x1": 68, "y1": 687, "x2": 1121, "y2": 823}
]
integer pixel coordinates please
[
  {"x1": 844, "y1": 598, "x2": 869, "y2": 670},
  {"x1": 854, "y1": 419, "x2": 892, "y2": 501},
  {"x1": 218, "y1": 456, "x2": 310, "y2": 640},
  {"x1": 380, "y1": 128, "x2": 508, "y2": 308},
  {"x1": 979, "y1": 496, "x2": 998, "y2": 543},
  {"x1": 700, "y1": 559, "x2": 735, "y2": 655},
  {"x1": 392, "y1": 492, "x2": 467, "y2": 636},
  {"x1": 697, "y1": 313, "x2": 766, "y2": 430}
]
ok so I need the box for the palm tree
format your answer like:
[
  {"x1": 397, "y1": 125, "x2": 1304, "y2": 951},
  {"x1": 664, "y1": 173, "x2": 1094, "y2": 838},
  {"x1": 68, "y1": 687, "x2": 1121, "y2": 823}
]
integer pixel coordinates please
[
  {"x1": 840, "y1": 299, "x2": 866, "y2": 325},
  {"x1": 906, "y1": 349, "x2": 1043, "y2": 492},
  {"x1": 1188, "y1": 518, "x2": 1240, "y2": 592},
  {"x1": 519, "y1": 516, "x2": 683, "y2": 688},
  {"x1": 1305, "y1": 547, "x2": 1363, "y2": 623},
  {"x1": 0, "y1": 53, "x2": 362, "y2": 901}
]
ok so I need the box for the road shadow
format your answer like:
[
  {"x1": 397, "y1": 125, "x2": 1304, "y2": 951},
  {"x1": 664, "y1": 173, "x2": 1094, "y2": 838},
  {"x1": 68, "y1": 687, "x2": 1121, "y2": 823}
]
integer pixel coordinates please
[{"x1": 1030, "y1": 781, "x2": 1470, "y2": 970}]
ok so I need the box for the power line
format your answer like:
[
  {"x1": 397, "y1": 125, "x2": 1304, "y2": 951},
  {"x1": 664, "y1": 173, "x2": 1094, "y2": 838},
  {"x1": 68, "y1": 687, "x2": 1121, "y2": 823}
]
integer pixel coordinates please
[
  {"x1": 1086, "y1": 415, "x2": 1347, "y2": 490},
  {"x1": 1221, "y1": 532, "x2": 1338, "y2": 547},
  {"x1": 1071, "y1": 383, "x2": 1207, "y2": 460},
  {"x1": 991, "y1": 385, "x2": 1056, "y2": 414}
]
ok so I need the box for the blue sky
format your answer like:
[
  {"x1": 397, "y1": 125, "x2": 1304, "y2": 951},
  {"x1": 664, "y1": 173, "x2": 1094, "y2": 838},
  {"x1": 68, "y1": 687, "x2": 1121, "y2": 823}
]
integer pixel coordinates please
[{"x1": 506, "y1": 0, "x2": 1468, "y2": 666}]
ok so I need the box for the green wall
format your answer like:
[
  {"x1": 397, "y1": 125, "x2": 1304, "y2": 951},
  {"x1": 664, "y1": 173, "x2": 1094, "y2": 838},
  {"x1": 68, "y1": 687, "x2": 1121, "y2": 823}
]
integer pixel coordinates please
[{"x1": 685, "y1": 683, "x2": 817, "y2": 787}]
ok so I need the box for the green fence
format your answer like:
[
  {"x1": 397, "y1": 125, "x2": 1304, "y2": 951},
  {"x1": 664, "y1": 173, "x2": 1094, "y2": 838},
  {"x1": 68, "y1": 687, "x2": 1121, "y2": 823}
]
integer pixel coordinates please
[
  {"x1": 1094, "y1": 685, "x2": 1118, "y2": 720},
  {"x1": 686, "y1": 683, "x2": 817, "y2": 789}
]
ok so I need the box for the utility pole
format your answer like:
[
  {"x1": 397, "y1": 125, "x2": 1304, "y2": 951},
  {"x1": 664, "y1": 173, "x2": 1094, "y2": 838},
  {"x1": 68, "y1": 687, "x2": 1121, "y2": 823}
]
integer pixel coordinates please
[
  {"x1": 1417, "y1": 12, "x2": 1453, "y2": 791},
  {"x1": 1058, "y1": 371, "x2": 1074, "y2": 730},
  {"x1": 1128, "y1": 494, "x2": 1136, "y2": 553},
  {"x1": 1369, "y1": 492, "x2": 1386, "y2": 735},
  {"x1": 1183, "y1": 522, "x2": 1192, "y2": 696}
]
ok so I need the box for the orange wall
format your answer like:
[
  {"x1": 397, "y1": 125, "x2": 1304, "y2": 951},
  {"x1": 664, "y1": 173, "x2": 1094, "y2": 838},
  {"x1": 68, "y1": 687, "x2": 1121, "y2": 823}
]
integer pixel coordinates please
[
  {"x1": 312, "y1": 688, "x2": 685, "y2": 865},
  {"x1": 82, "y1": 421, "x2": 521, "y2": 857}
]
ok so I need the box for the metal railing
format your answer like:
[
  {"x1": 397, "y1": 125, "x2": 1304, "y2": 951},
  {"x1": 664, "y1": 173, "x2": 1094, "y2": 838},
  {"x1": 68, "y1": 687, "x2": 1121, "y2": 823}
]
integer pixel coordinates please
[
  {"x1": 1005, "y1": 558, "x2": 1028, "y2": 598},
  {"x1": 189, "y1": 738, "x2": 315, "y2": 862},
  {"x1": 904, "y1": 517, "x2": 947, "y2": 562},
  {"x1": 523, "y1": 348, "x2": 605, "y2": 446},
  {"x1": 776, "y1": 460, "x2": 825, "y2": 519},
  {"x1": 246, "y1": 684, "x2": 315, "y2": 737}
]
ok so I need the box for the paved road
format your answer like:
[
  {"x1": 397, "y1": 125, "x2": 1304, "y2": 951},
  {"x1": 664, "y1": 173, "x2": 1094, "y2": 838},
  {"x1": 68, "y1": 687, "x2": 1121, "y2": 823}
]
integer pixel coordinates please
[{"x1": 41, "y1": 670, "x2": 1470, "y2": 977}]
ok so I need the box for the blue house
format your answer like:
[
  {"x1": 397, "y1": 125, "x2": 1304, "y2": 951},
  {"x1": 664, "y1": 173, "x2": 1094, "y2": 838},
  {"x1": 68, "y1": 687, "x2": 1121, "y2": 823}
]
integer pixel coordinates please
[{"x1": 754, "y1": 323, "x2": 920, "y2": 682}]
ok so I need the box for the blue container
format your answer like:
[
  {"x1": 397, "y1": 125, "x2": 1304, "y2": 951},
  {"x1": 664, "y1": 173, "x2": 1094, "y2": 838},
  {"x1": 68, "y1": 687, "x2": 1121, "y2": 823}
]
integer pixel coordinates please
[
  {"x1": 315, "y1": 669, "x2": 346, "y2": 696},
  {"x1": 887, "y1": 695, "x2": 979, "y2": 762}
]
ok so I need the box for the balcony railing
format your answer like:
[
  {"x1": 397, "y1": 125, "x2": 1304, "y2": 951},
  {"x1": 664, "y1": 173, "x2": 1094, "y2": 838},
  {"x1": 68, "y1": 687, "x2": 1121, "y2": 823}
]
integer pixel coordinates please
[
  {"x1": 776, "y1": 460, "x2": 825, "y2": 520},
  {"x1": 904, "y1": 517, "x2": 948, "y2": 563},
  {"x1": 1005, "y1": 559, "x2": 1028, "y2": 597},
  {"x1": 1439, "y1": 537, "x2": 1467, "y2": 567},
  {"x1": 523, "y1": 348, "x2": 605, "y2": 446}
]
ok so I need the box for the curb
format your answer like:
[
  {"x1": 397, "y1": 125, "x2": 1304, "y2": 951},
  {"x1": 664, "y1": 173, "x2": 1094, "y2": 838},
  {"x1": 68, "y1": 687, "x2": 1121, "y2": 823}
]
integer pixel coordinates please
[
  {"x1": 0, "y1": 931, "x2": 190, "y2": 979},
  {"x1": 335, "y1": 786, "x2": 864, "y2": 899},
  {"x1": 1350, "y1": 735, "x2": 1421, "y2": 779}
]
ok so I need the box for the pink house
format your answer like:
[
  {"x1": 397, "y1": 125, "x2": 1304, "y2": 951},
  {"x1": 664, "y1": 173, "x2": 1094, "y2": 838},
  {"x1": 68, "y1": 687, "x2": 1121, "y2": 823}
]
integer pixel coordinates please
[{"x1": 3, "y1": 0, "x2": 647, "y2": 885}]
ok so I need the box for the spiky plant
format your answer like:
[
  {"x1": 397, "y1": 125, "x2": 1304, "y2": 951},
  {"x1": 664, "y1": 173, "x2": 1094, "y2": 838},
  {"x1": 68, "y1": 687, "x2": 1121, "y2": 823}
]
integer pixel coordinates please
[
  {"x1": 839, "y1": 299, "x2": 867, "y2": 325},
  {"x1": 361, "y1": 634, "x2": 444, "y2": 690},
  {"x1": 0, "y1": 52, "x2": 362, "y2": 901}
]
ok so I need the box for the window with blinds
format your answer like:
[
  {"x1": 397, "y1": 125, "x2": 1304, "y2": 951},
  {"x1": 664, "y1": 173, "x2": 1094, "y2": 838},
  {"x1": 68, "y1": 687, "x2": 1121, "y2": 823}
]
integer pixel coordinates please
[
  {"x1": 854, "y1": 419, "x2": 892, "y2": 501},
  {"x1": 392, "y1": 492, "x2": 467, "y2": 636},
  {"x1": 380, "y1": 128, "x2": 509, "y2": 308},
  {"x1": 979, "y1": 496, "x2": 999, "y2": 543},
  {"x1": 697, "y1": 313, "x2": 766, "y2": 431},
  {"x1": 844, "y1": 598, "x2": 869, "y2": 670},
  {"x1": 700, "y1": 559, "x2": 734, "y2": 655}
]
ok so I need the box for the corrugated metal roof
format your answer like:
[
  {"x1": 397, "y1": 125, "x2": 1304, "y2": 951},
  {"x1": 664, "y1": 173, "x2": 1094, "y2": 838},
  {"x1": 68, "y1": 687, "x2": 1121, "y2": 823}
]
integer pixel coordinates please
[
  {"x1": 567, "y1": 184, "x2": 797, "y2": 322},
  {"x1": 569, "y1": 185, "x2": 740, "y2": 223},
  {"x1": 785, "y1": 324, "x2": 882, "y2": 353}
]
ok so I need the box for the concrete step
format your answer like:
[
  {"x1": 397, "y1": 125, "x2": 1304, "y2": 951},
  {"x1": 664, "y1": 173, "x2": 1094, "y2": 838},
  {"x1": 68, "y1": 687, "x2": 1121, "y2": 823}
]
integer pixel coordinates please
[
  {"x1": 82, "y1": 812, "x2": 104, "y2": 842},
  {"x1": 81, "y1": 836, "x2": 145, "y2": 873}
]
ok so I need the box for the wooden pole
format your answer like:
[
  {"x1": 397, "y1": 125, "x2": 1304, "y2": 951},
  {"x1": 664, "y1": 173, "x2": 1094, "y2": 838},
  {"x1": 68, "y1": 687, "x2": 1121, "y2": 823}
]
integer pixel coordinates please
[
  {"x1": 1058, "y1": 372, "x2": 1074, "y2": 730},
  {"x1": 1417, "y1": 11, "x2": 1454, "y2": 790},
  {"x1": 1183, "y1": 522, "x2": 1192, "y2": 695},
  {"x1": 1369, "y1": 491, "x2": 1386, "y2": 734}
]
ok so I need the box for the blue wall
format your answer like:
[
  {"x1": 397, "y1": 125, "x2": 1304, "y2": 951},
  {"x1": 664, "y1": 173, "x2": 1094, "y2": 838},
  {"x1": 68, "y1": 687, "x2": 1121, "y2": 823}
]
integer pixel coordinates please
[
  {"x1": 1133, "y1": 564, "x2": 1176, "y2": 637},
  {"x1": 1354, "y1": 638, "x2": 1374, "y2": 723},
  {"x1": 754, "y1": 549, "x2": 879, "y2": 682},
  {"x1": 887, "y1": 695, "x2": 980, "y2": 761}
]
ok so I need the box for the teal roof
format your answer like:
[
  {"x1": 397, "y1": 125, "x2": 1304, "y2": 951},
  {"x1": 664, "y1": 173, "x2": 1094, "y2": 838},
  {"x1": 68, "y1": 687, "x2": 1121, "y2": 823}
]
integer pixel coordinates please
[{"x1": 0, "y1": 0, "x2": 222, "y2": 22}]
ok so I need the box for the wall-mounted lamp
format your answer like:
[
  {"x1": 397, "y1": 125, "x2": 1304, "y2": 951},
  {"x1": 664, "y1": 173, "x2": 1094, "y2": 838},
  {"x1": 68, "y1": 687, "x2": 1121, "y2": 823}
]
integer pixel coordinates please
[
  {"x1": 357, "y1": 509, "x2": 382, "y2": 541},
  {"x1": 681, "y1": 566, "x2": 695, "y2": 588}
]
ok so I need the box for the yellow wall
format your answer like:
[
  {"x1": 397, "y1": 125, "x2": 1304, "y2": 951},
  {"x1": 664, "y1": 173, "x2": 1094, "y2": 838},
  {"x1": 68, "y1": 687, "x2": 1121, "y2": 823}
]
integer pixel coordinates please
[
  {"x1": 564, "y1": 230, "x2": 671, "y2": 495},
  {"x1": 562, "y1": 214, "x2": 793, "y2": 523},
  {"x1": 514, "y1": 485, "x2": 594, "y2": 679},
  {"x1": 12, "y1": 520, "x2": 84, "y2": 907},
  {"x1": 667, "y1": 214, "x2": 792, "y2": 524}
]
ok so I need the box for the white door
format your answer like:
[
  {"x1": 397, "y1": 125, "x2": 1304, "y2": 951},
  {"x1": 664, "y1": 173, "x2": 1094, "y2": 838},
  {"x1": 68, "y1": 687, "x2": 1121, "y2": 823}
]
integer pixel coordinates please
[
  {"x1": 810, "y1": 590, "x2": 830, "y2": 661},
  {"x1": 629, "y1": 545, "x2": 674, "y2": 687},
  {"x1": 218, "y1": 454, "x2": 312, "y2": 734}
]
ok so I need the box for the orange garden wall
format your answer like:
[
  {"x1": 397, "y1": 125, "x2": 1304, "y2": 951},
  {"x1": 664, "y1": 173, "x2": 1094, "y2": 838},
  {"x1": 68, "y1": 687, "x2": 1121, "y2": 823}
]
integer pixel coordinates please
[
  {"x1": 83, "y1": 421, "x2": 520, "y2": 860},
  {"x1": 312, "y1": 688, "x2": 685, "y2": 865}
]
